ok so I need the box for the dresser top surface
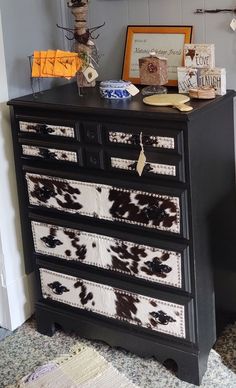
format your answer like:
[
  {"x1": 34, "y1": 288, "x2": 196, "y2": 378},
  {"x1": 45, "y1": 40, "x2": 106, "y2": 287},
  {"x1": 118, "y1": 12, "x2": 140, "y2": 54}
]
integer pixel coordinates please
[{"x1": 8, "y1": 82, "x2": 235, "y2": 122}]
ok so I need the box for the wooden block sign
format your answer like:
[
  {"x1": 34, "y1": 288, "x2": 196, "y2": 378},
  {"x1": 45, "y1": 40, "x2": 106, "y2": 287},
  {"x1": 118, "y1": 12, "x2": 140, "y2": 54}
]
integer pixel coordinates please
[
  {"x1": 198, "y1": 68, "x2": 226, "y2": 96},
  {"x1": 177, "y1": 67, "x2": 198, "y2": 93},
  {"x1": 184, "y1": 44, "x2": 215, "y2": 68}
]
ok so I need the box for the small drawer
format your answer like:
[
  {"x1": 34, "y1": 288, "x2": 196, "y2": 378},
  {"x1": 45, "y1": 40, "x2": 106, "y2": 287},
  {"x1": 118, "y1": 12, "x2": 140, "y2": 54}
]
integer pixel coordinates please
[
  {"x1": 40, "y1": 267, "x2": 187, "y2": 338},
  {"x1": 19, "y1": 120, "x2": 75, "y2": 138},
  {"x1": 22, "y1": 145, "x2": 78, "y2": 163},
  {"x1": 26, "y1": 173, "x2": 187, "y2": 237},
  {"x1": 103, "y1": 124, "x2": 183, "y2": 155},
  {"x1": 111, "y1": 157, "x2": 176, "y2": 177},
  {"x1": 83, "y1": 122, "x2": 101, "y2": 144},
  {"x1": 32, "y1": 220, "x2": 189, "y2": 290},
  {"x1": 108, "y1": 131, "x2": 175, "y2": 149},
  {"x1": 107, "y1": 149, "x2": 184, "y2": 182},
  {"x1": 85, "y1": 149, "x2": 104, "y2": 169}
]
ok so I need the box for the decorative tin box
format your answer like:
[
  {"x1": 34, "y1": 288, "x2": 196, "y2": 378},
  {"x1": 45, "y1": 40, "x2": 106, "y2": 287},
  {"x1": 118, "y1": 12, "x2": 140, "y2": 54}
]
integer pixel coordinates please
[
  {"x1": 184, "y1": 44, "x2": 215, "y2": 68},
  {"x1": 99, "y1": 80, "x2": 132, "y2": 99},
  {"x1": 177, "y1": 67, "x2": 199, "y2": 93},
  {"x1": 198, "y1": 68, "x2": 226, "y2": 96},
  {"x1": 139, "y1": 54, "x2": 168, "y2": 86}
]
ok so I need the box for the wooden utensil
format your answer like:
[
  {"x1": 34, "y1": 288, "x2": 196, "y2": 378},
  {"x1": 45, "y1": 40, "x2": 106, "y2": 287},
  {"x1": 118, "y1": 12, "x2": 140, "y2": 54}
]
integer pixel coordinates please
[{"x1": 143, "y1": 93, "x2": 193, "y2": 112}]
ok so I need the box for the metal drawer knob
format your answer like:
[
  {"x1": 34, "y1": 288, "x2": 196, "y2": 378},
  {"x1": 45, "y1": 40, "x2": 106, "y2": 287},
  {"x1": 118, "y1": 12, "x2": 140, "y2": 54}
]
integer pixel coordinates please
[
  {"x1": 34, "y1": 185, "x2": 56, "y2": 201},
  {"x1": 41, "y1": 234, "x2": 63, "y2": 248},
  {"x1": 87, "y1": 129, "x2": 96, "y2": 140},
  {"x1": 143, "y1": 204, "x2": 166, "y2": 221},
  {"x1": 48, "y1": 281, "x2": 69, "y2": 295},
  {"x1": 39, "y1": 148, "x2": 57, "y2": 160},
  {"x1": 145, "y1": 258, "x2": 172, "y2": 275},
  {"x1": 34, "y1": 124, "x2": 54, "y2": 135},
  {"x1": 128, "y1": 161, "x2": 152, "y2": 174},
  {"x1": 150, "y1": 310, "x2": 176, "y2": 325}
]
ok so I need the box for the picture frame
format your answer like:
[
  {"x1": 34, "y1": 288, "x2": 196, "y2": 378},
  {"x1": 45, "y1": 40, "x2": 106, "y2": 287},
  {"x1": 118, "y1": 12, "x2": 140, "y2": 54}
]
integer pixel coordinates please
[{"x1": 122, "y1": 25, "x2": 193, "y2": 86}]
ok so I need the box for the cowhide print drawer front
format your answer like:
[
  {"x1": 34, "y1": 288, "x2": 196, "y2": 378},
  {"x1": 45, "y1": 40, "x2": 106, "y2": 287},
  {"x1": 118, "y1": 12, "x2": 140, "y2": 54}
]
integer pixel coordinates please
[
  {"x1": 19, "y1": 121, "x2": 75, "y2": 138},
  {"x1": 22, "y1": 145, "x2": 78, "y2": 163},
  {"x1": 105, "y1": 127, "x2": 183, "y2": 154},
  {"x1": 26, "y1": 173, "x2": 184, "y2": 235},
  {"x1": 109, "y1": 153, "x2": 184, "y2": 182},
  {"x1": 40, "y1": 268, "x2": 186, "y2": 338},
  {"x1": 111, "y1": 157, "x2": 176, "y2": 177},
  {"x1": 108, "y1": 131, "x2": 174, "y2": 149},
  {"x1": 32, "y1": 221, "x2": 185, "y2": 289}
]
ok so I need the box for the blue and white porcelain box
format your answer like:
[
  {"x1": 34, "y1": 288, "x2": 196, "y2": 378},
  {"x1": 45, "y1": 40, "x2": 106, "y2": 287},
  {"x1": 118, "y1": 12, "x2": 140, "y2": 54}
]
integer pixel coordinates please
[{"x1": 99, "y1": 80, "x2": 132, "y2": 99}]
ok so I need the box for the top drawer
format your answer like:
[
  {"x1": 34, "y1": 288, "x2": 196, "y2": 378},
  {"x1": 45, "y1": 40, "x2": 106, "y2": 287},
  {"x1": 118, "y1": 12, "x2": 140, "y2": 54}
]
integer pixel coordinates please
[
  {"x1": 103, "y1": 124, "x2": 184, "y2": 155},
  {"x1": 18, "y1": 119, "x2": 77, "y2": 139}
]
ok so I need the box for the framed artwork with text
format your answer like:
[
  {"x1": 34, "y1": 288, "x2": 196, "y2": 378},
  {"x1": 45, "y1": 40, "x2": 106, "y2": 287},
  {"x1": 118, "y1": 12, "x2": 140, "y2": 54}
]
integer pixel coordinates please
[{"x1": 122, "y1": 25, "x2": 193, "y2": 86}]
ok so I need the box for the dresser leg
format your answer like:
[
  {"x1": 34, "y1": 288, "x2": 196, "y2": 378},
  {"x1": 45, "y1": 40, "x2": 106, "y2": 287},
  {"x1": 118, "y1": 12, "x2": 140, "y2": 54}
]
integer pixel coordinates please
[
  {"x1": 35, "y1": 310, "x2": 56, "y2": 337},
  {"x1": 173, "y1": 354, "x2": 208, "y2": 386}
]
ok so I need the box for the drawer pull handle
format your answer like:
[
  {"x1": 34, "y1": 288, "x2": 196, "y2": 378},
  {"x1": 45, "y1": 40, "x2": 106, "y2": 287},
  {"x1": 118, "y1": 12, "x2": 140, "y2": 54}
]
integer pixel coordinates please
[
  {"x1": 143, "y1": 137, "x2": 159, "y2": 146},
  {"x1": 48, "y1": 281, "x2": 69, "y2": 295},
  {"x1": 130, "y1": 134, "x2": 160, "y2": 147},
  {"x1": 150, "y1": 310, "x2": 176, "y2": 325},
  {"x1": 28, "y1": 124, "x2": 54, "y2": 135},
  {"x1": 128, "y1": 161, "x2": 152, "y2": 174},
  {"x1": 86, "y1": 130, "x2": 96, "y2": 140},
  {"x1": 143, "y1": 204, "x2": 166, "y2": 222},
  {"x1": 145, "y1": 258, "x2": 172, "y2": 276},
  {"x1": 89, "y1": 155, "x2": 98, "y2": 165},
  {"x1": 41, "y1": 235, "x2": 63, "y2": 248},
  {"x1": 39, "y1": 148, "x2": 57, "y2": 160},
  {"x1": 34, "y1": 185, "x2": 56, "y2": 202}
]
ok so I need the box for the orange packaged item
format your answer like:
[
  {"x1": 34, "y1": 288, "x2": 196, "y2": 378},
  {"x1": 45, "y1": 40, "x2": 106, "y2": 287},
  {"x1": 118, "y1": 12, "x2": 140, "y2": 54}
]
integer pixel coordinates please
[
  {"x1": 40, "y1": 51, "x2": 51, "y2": 77},
  {"x1": 31, "y1": 51, "x2": 41, "y2": 77},
  {"x1": 53, "y1": 50, "x2": 69, "y2": 77},
  {"x1": 43, "y1": 50, "x2": 57, "y2": 77}
]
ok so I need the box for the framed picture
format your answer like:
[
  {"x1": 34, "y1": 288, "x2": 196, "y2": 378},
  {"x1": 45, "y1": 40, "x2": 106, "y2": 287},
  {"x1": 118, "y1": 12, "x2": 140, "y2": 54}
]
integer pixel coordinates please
[{"x1": 122, "y1": 25, "x2": 193, "y2": 86}]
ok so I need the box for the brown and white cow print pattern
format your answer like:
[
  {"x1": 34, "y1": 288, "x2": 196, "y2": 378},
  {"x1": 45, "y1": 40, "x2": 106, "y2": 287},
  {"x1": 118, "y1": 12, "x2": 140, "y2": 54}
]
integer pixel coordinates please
[
  {"x1": 40, "y1": 268, "x2": 186, "y2": 338},
  {"x1": 111, "y1": 157, "x2": 176, "y2": 177},
  {"x1": 26, "y1": 173, "x2": 181, "y2": 233},
  {"x1": 108, "y1": 131, "x2": 175, "y2": 149},
  {"x1": 32, "y1": 221, "x2": 182, "y2": 288},
  {"x1": 19, "y1": 121, "x2": 75, "y2": 138},
  {"x1": 22, "y1": 145, "x2": 78, "y2": 163}
]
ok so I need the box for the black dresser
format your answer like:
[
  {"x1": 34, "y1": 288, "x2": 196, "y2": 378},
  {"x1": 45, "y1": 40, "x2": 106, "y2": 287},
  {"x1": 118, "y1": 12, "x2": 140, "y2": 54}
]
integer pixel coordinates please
[{"x1": 8, "y1": 83, "x2": 236, "y2": 385}]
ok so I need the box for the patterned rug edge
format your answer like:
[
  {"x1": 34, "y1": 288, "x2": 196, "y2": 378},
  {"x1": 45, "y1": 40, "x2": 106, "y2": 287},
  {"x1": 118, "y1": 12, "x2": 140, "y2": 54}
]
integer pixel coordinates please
[{"x1": 7, "y1": 343, "x2": 138, "y2": 388}]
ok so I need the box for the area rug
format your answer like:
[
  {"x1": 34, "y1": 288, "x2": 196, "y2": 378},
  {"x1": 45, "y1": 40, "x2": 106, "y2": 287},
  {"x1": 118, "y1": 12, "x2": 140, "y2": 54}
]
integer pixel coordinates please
[
  {"x1": 1, "y1": 318, "x2": 236, "y2": 388},
  {"x1": 8, "y1": 345, "x2": 137, "y2": 388}
]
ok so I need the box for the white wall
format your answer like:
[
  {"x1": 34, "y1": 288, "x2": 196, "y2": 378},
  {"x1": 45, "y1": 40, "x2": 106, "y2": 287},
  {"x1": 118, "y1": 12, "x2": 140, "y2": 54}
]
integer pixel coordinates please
[
  {"x1": 0, "y1": 0, "x2": 67, "y2": 98},
  {"x1": 0, "y1": 9, "x2": 35, "y2": 330},
  {"x1": 88, "y1": 0, "x2": 236, "y2": 89},
  {"x1": 0, "y1": 1, "x2": 67, "y2": 330}
]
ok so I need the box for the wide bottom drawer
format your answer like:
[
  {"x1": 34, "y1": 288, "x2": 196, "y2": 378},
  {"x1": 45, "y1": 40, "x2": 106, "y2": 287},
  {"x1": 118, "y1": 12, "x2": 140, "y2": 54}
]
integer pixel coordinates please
[
  {"x1": 39, "y1": 267, "x2": 186, "y2": 339},
  {"x1": 32, "y1": 220, "x2": 190, "y2": 290}
]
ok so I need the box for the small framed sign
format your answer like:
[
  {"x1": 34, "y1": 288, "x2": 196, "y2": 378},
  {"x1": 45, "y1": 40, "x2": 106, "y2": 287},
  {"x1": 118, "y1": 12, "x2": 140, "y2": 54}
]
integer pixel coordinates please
[{"x1": 122, "y1": 25, "x2": 193, "y2": 86}]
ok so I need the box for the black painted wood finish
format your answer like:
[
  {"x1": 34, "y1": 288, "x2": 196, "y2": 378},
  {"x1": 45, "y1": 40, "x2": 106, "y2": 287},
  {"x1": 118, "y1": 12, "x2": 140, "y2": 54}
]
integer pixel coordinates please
[{"x1": 8, "y1": 83, "x2": 236, "y2": 385}]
